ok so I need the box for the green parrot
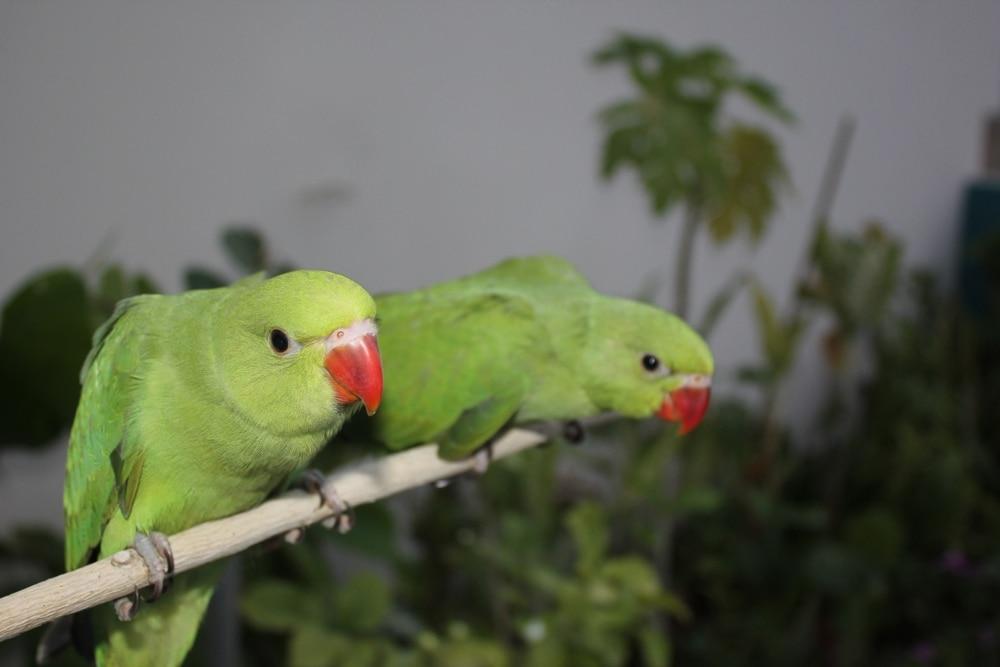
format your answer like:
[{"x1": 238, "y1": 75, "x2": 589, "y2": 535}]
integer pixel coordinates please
[
  {"x1": 348, "y1": 255, "x2": 713, "y2": 462},
  {"x1": 43, "y1": 270, "x2": 383, "y2": 667}
]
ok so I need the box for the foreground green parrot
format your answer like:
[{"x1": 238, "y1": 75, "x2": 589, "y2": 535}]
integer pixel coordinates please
[
  {"x1": 43, "y1": 270, "x2": 383, "y2": 667},
  {"x1": 347, "y1": 256, "x2": 712, "y2": 461}
]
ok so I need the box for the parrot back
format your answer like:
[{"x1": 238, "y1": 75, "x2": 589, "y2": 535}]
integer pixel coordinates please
[{"x1": 351, "y1": 257, "x2": 599, "y2": 454}]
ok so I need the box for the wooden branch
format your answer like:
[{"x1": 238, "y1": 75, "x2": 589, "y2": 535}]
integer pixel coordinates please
[{"x1": 0, "y1": 427, "x2": 555, "y2": 642}]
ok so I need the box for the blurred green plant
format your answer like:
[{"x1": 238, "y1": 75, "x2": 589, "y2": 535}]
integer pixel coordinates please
[
  {"x1": 593, "y1": 32, "x2": 793, "y2": 318},
  {"x1": 0, "y1": 267, "x2": 155, "y2": 448},
  {"x1": 184, "y1": 226, "x2": 294, "y2": 289}
]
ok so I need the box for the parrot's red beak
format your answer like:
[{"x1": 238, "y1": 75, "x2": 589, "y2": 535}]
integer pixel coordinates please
[
  {"x1": 324, "y1": 320, "x2": 383, "y2": 416},
  {"x1": 657, "y1": 376, "x2": 711, "y2": 435}
]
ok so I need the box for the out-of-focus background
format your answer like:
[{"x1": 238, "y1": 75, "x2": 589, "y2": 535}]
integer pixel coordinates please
[{"x1": 2, "y1": 2, "x2": 1000, "y2": 666}]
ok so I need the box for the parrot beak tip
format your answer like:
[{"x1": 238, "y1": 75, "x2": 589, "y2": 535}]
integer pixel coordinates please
[
  {"x1": 657, "y1": 380, "x2": 711, "y2": 435},
  {"x1": 324, "y1": 328, "x2": 383, "y2": 415}
]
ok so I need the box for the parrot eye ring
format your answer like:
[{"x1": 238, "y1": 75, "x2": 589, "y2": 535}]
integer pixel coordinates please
[
  {"x1": 641, "y1": 354, "x2": 661, "y2": 372},
  {"x1": 269, "y1": 328, "x2": 292, "y2": 355}
]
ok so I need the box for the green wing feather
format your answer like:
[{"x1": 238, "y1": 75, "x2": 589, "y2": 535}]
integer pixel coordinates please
[
  {"x1": 369, "y1": 289, "x2": 543, "y2": 453},
  {"x1": 436, "y1": 392, "x2": 523, "y2": 460},
  {"x1": 64, "y1": 295, "x2": 158, "y2": 570}
]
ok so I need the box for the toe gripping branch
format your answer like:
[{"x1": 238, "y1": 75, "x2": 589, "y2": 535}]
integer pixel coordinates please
[
  {"x1": 301, "y1": 469, "x2": 355, "y2": 535},
  {"x1": 113, "y1": 532, "x2": 175, "y2": 622}
]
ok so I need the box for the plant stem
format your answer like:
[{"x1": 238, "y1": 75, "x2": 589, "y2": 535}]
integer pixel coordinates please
[
  {"x1": 674, "y1": 203, "x2": 701, "y2": 318},
  {"x1": 659, "y1": 202, "x2": 700, "y2": 648},
  {"x1": 787, "y1": 115, "x2": 856, "y2": 325},
  {"x1": 760, "y1": 116, "x2": 856, "y2": 473}
]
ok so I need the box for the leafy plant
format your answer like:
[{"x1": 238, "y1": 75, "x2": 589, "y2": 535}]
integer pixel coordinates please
[
  {"x1": 184, "y1": 226, "x2": 293, "y2": 289},
  {"x1": 593, "y1": 32, "x2": 793, "y2": 317},
  {"x1": 0, "y1": 266, "x2": 156, "y2": 448}
]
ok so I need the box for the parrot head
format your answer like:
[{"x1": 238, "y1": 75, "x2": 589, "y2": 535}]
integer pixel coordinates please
[
  {"x1": 580, "y1": 298, "x2": 713, "y2": 435},
  {"x1": 213, "y1": 271, "x2": 383, "y2": 439}
]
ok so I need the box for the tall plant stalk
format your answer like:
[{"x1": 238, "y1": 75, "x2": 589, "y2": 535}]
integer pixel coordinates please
[
  {"x1": 759, "y1": 116, "x2": 856, "y2": 468},
  {"x1": 674, "y1": 203, "x2": 701, "y2": 319}
]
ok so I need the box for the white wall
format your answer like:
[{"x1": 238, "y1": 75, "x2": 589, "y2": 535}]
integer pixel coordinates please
[{"x1": 1, "y1": 0, "x2": 999, "y2": 529}]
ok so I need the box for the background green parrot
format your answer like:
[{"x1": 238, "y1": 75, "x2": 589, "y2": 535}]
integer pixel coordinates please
[
  {"x1": 44, "y1": 270, "x2": 383, "y2": 667},
  {"x1": 347, "y1": 256, "x2": 713, "y2": 462}
]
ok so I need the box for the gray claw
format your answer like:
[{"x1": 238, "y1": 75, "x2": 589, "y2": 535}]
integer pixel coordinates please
[
  {"x1": 114, "y1": 589, "x2": 140, "y2": 622},
  {"x1": 132, "y1": 531, "x2": 173, "y2": 602},
  {"x1": 149, "y1": 532, "x2": 174, "y2": 575},
  {"x1": 299, "y1": 469, "x2": 354, "y2": 535}
]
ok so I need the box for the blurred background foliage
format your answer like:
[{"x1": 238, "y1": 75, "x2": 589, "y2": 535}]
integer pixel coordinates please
[{"x1": 2, "y1": 32, "x2": 999, "y2": 667}]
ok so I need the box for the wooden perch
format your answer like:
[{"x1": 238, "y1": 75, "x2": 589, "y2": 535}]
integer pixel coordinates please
[{"x1": 0, "y1": 427, "x2": 555, "y2": 642}]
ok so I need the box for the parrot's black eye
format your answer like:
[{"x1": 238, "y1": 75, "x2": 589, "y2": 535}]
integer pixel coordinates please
[
  {"x1": 641, "y1": 354, "x2": 660, "y2": 372},
  {"x1": 269, "y1": 329, "x2": 290, "y2": 354}
]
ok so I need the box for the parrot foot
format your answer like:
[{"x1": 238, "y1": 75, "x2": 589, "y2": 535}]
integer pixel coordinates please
[
  {"x1": 131, "y1": 531, "x2": 174, "y2": 603},
  {"x1": 300, "y1": 469, "x2": 355, "y2": 535},
  {"x1": 563, "y1": 420, "x2": 585, "y2": 445},
  {"x1": 113, "y1": 590, "x2": 140, "y2": 622}
]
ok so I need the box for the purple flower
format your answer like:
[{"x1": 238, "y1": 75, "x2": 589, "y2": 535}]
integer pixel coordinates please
[
  {"x1": 939, "y1": 548, "x2": 971, "y2": 575},
  {"x1": 910, "y1": 641, "x2": 936, "y2": 663}
]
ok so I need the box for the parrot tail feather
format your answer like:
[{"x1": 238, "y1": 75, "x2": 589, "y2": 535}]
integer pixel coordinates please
[{"x1": 36, "y1": 610, "x2": 95, "y2": 664}]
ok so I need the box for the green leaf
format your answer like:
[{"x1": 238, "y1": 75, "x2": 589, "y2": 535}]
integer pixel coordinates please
[
  {"x1": 130, "y1": 272, "x2": 159, "y2": 296},
  {"x1": 427, "y1": 627, "x2": 511, "y2": 667},
  {"x1": 601, "y1": 557, "x2": 691, "y2": 620},
  {"x1": 737, "y1": 76, "x2": 796, "y2": 123},
  {"x1": 750, "y1": 283, "x2": 783, "y2": 368},
  {"x1": 668, "y1": 485, "x2": 724, "y2": 516},
  {"x1": 705, "y1": 125, "x2": 788, "y2": 245},
  {"x1": 525, "y1": 638, "x2": 567, "y2": 667},
  {"x1": 801, "y1": 221, "x2": 903, "y2": 337},
  {"x1": 240, "y1": 580, "x2": 324, "y2": 632},
  {"x1": 637, "y1": 625, "x2": 671, "y2": 667},
  {"x1": 282, "y1": 533, "x2": 337, "y2": 588},
  {"x1": 333, "y1": 573, "x2": 391, "y2": 632},
  {"x1": 332, "y1": 503, "x2": 396, "y2": 560},
  {"x1": 222, "y1": 226, "x2": 267, "y2": 275},
  {"x1": 288, "y1": 626, "x2": 352, "y2": 667},
  {"x1": 0, "y1": 269, "x2": 93, "y2": 447},
  {"x1": 183, "y1": 267, "x2": 228, "y2": 290},
  {"x1": 94, "y1": 265, "x2": 159, "y2": 317},
  {"x1": 749, "y1": 281, "x2": 803, "y2": 377},
  {"x1": 843, "y1": 508, "x2": 904, "y2": 569},
  {"x1": 803, "y1": 542, "x2": 865, "y2": 596},
  {"x1": 97, "y1": 265, "x2": 127, "y2": 305},
  {"x1": 566, "y1": 502, "x2": 608, "y2": 576}
]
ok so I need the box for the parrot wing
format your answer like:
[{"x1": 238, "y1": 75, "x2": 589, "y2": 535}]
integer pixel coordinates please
[
  {"x1": 369, "y1": 289, "x2": 547, "y2": 455},
  {"x1": 436, "y1": 391, "x2": 523, "y2": 460},
  {"x1": 63, "y1": 295, "x2": 158, "y2": 570}
]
